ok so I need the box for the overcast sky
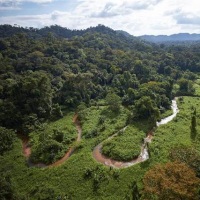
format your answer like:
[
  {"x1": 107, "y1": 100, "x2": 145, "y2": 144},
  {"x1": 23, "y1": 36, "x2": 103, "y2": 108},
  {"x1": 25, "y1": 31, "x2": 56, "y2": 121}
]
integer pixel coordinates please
[{"x1": 0, "y1": 0, "x2": 200, "y2": 36}]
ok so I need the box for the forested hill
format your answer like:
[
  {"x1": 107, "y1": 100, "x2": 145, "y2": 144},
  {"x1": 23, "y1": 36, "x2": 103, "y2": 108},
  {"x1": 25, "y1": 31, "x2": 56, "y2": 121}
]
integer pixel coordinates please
[
  {"x1": 0, "y1": 24, "x2": 150, "y2": 51},
  {"x1": 0, "y1": 24, "x2": 200, "y2": 134},
  {"x1": 0, "y1": 24, "x2": 136, "y2": 42}
]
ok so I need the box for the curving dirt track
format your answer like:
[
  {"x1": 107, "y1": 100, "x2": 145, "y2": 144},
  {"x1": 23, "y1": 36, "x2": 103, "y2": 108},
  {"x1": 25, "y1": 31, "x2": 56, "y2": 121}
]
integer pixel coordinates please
[{"x1": 21, "y1": 113, "x2": 82, "y2": 167}]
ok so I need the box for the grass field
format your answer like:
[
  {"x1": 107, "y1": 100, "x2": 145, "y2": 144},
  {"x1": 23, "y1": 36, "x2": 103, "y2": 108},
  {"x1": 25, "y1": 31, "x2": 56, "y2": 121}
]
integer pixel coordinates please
[
  {"x1": 102, "y1": 125, "x2": 145, "y2": 161},
  {"x1": 0, "y1": 97, "x2": 200, "y2": 199}
]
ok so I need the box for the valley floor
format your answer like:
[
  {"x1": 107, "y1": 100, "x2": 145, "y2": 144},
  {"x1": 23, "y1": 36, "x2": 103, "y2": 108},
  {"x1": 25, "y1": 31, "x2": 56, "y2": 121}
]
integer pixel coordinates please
[{"x1": 0, "y1": 96, "x2": 200, "y2": 199}]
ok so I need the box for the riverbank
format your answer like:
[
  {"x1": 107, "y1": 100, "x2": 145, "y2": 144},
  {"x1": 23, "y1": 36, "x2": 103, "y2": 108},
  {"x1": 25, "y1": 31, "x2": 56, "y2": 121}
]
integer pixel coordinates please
[{"x1": 92, "y1": 98, "x2": 179, "y2": 168}]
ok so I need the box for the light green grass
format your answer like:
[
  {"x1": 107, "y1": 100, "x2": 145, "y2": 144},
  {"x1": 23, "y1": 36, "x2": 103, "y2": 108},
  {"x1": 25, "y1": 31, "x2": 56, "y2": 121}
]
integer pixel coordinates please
[
  {"x1": 160, "y1": 108, "x2": 173, "y2": 119},
  {"x1": 80, "y1": 106, "x2": 130, "y2": 148},
  {"x1": 102, "y1": 125, "x2": 145, "y2": 161}
]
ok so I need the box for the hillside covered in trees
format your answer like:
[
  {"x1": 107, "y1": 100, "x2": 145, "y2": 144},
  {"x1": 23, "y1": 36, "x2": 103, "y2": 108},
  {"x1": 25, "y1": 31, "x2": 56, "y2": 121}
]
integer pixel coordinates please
[{"x1": 0, "y1": 24, "x2": 200, "y2": 199}]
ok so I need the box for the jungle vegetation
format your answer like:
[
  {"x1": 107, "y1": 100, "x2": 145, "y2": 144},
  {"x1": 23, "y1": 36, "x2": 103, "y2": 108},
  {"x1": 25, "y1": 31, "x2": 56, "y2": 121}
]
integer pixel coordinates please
[{"x1": 0, "y1": 24, "x2": 200, "y2": 199}]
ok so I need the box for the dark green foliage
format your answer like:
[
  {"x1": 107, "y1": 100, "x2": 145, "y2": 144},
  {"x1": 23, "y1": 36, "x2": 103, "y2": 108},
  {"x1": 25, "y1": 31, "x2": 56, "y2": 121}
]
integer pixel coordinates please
[
  {"x1": 130, "y1": 181, "x2": 140, "y2": 200},
  {"x1": 84, "y1": 128, "x2": 99, "y2": 139},
  {"x1": 98, "y1": 116, "x2": 105, "y2": 125},
  {"x1": 30, "y1": 139, "x2": 63, "y2": 164},
  {"x1": 92, "y1": 167, "x2": 109, "y2": 191},
  {"x1": 83, "y1": 166, "x2": 110, "y2": 191},
  {"x1": 1, "y1": 96, "x2": 200, "y2": 199},
  {"x1": 178, "y1": 78, "x2": 195, "y2": 95},
  {"x1": 53, "y1": 129, "x2": 64, "y2": 143},
  {"x1": 0, "y1": 127, "x2": 16, "y2": 155},
  {"x1": 83, "y1": 167, "x2": 93, "y2": 179},
  {"x1": 106, "y1": 92, "x2": 121, "y2": 113},
  {"x1": 0, "y1": 71, "x2": 53, "y2": 130},
  {"x1": 77, "y1": 102, "x2": 87, "y2": 121},
  {"x1": 0, "y1": 39, "x2": 8, "y2": 51},
  {"x1": 125, "y1": 181, "x2": 140, "y2": 200},
  {"x1": 112, "y1": 170, "x2": 120, "y2": 180},
  {"x1": 29, "y1": 185, "x2": 56, "y2": 200},
  {"x1": 0, "y1": 174, "x2": 17, "y2": 200},
  {"x1": 0, "y1": 24, "x2": 198, "y2": 133},
  {"x1": 134, "y1": 96, "x2": 160, "y2": 126},
  {"x1": 51, "y1": 104, "x2": 63, "y2": 120}
]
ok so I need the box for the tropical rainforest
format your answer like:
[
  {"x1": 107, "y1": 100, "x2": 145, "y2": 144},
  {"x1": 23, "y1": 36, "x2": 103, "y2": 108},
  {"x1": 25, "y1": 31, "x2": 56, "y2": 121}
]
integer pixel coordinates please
[{"x1": 0, "y1": 24, "x2": 200, "y2": 199}]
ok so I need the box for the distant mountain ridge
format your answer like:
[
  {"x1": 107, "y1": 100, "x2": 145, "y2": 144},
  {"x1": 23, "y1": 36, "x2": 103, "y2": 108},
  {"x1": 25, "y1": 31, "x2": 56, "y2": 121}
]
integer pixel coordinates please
[
  {"x1": 138, "y1": 33, "x2": 200, "y2": 43},
  {"x1": 1, "y1": 24, "x2": 200, "y2": 44},
  {"x1": 0, "y1": 24, "x2": 116, "y2": 39},
  {"x1": 0, "y1": 24, "x2": 151, "y2": 52}
]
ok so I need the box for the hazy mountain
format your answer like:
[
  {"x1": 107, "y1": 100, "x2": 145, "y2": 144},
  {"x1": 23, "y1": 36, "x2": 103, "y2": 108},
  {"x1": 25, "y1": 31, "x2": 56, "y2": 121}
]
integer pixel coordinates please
[
  {"x1": 116, "y1": 30, "x2": 134, "y2": 38},
  {"x1": 139, "y1": 33, "x2": 200, "y2": 43}
]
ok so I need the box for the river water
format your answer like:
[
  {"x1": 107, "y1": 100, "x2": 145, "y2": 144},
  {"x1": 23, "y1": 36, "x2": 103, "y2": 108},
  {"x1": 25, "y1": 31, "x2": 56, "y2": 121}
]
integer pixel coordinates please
[
  {"x1": 92, "y1": 98, "x2": 179, "y2": 168},
  {"x1": 157, "y1": 99, "x2": 179, "y2": 126}
]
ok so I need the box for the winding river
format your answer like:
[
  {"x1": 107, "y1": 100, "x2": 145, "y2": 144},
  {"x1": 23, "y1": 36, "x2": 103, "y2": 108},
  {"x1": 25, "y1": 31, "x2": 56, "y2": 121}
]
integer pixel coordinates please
[
  {"x1": 92, "y1": 98, "x2": 179, "y2": 168},
  {"x1": 22, "y1": 99, "x2": 179, "y2": 168}
]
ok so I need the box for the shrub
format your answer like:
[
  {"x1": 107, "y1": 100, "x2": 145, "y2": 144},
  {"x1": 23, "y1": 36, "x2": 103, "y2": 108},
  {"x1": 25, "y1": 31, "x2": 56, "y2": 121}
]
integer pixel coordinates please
[{"x1": 0, "y1": 127, "x2": 16, "y2": 155}]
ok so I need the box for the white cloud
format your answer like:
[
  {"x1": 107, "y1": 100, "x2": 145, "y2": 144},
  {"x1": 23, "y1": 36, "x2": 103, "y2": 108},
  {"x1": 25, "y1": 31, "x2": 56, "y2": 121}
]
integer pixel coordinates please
[
  {"x1": 0, "y1": 0, "x2": 53, "y2": 3},
  {"x1": 123, "y1": 0, "x2": 163, "y2": 10},
  {"x1": 70, "y1": 0, "x2": 200, "y2": 35},
  {"x1": 1, "y1": 0, "x2": 200, "y2": 35},
  {"x1": 0, "y1": 0, "x2": 53, "y2": 11}
]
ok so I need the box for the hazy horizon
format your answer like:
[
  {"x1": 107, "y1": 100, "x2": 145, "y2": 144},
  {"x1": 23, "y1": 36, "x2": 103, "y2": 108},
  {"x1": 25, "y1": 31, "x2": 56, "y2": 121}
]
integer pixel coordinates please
[{"x1": 0, "y1": 0, "x2": 200, "y2": 36}]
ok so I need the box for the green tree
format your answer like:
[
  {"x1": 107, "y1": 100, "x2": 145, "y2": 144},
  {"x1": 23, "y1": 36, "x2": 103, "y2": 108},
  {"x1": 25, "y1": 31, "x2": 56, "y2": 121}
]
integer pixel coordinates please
[
  {"x1": 135, "y1": 96, "x2": 160, "y2": 125},
  {"x1": 51, "y1": 103, "x2": 63, "y2": 120},
  {"x1": 106, "y1": 92, "x2": 121, "y2": 113},
  {"x1": 0, "y1": 175, "x2": 17, "y2": 200},
  {"x1": 0, "y1": 127, "x2": 16, "y2": 155},
  {"x1": 178, "y1": 78, "x2": 195, "y2": 95}
]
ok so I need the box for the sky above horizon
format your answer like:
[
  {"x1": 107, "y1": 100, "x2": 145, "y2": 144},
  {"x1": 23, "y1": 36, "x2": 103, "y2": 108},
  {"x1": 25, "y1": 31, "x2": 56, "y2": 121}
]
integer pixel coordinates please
[{"x1": 0, "y1": 0, "x2": 200, "y2": 36}]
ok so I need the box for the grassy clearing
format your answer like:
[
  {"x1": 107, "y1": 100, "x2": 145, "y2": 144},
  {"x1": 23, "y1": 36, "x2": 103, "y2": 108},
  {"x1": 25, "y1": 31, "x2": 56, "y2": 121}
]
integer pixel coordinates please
[
  {"x1": 29, "y1": 112, "x2": 77, "y2": 164},
  {"x1": 102, "y1": 125, "x2": 145, "y2": 161},
  {"x1": 80, "y1": 106, "x2": 130, "y2": 148}
]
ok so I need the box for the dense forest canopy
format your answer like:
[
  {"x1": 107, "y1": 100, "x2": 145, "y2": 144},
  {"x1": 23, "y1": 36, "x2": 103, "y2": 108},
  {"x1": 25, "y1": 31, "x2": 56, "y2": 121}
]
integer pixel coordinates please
[
  {"x1": 0, "y1": 24, "x2": 199, "y2": 132},
  {"x1": 0, "y1": 24, "x2": 200, "y2": 199}
]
